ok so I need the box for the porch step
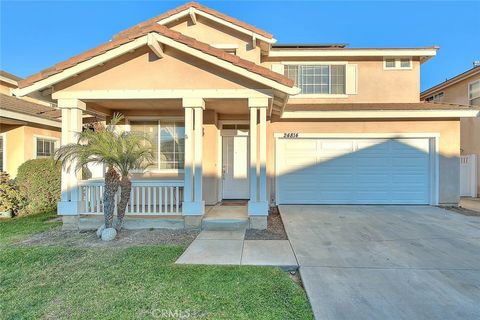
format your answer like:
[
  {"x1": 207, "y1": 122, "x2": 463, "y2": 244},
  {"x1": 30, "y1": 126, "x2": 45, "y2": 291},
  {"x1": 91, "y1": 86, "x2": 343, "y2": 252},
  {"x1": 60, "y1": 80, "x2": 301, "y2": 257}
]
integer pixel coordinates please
[
  {"x1": 202, "y1": 204, "x2": 248, "y2": 231},
  {"x1": 459, "y1": 197, "x2": 480, "y2": 212},
  {"x1": 202, "y1": 218, "x2": 248, "y2": 231}
]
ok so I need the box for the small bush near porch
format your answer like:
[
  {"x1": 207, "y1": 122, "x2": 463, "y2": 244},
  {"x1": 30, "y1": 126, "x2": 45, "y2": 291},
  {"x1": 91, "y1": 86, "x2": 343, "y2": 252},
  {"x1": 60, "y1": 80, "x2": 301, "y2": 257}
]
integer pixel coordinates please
[{"x1": 0, "y1": 213, "x2": 313, "y2": 319}]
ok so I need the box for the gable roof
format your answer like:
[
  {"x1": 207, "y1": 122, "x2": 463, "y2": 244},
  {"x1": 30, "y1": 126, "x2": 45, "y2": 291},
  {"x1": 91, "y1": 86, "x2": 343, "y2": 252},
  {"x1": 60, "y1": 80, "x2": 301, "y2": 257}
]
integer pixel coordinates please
[
  {"x1": 113, "y1": 2, "x2": 273, "y2": 42},
  {"x1": 421, "y1": 65, "x2": 480, "y2": 98},
  {"x1": 17, "y1": 23, "x2": 294, "y2": 95}
]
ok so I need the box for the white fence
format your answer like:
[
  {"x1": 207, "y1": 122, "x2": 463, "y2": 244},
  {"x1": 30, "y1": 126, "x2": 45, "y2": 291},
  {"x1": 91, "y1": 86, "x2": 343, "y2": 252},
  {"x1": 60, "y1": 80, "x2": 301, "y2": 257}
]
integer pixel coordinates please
[
  {"x1": 460, "y1": 155, "x2": 477, "y2": 197},
  {"x1": 78, "y1": 180, "x2": 184, "y2": 215}
]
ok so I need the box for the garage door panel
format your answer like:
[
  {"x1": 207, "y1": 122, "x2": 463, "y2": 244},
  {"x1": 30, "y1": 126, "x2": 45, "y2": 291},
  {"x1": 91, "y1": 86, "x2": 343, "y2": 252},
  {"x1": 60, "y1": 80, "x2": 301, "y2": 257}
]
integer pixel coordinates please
[{"x1": 277, "y1": 137, "x2": 432, "y2": 205}]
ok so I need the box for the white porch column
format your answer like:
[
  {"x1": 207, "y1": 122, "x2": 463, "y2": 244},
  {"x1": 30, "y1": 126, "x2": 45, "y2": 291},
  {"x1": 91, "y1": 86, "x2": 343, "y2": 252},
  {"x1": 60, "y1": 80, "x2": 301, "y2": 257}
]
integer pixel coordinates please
[
  {"x1": 57, "y1": 99, "x2": 85, "y2": 227},
  {"x1": 248, "y1": 98, "x2": 268, "y2": 218},
  {"x1": 182, "y1": 98, "x2": 205, "y2": 221},
  {"x1": 194, "y1": 107, "x2": 204, "y2": 206},
  {"x1": 249, "y1": 106, "x2": 257, "y2": 203},
  {"x1": 183, "y1": 107, "x2": 194, "y2": 204}
]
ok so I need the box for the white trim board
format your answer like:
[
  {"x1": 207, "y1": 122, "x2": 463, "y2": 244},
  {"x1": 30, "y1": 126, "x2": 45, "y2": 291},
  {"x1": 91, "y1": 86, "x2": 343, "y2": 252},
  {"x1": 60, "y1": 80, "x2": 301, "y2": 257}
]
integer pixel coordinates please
[
  {"x1": 268, "y1": 48, "x2": 438, "y2": 59},
  {"x1": 281, "y1": 110, "x2": 480, "y2": 119},
  {"x1": 273, "y1": 132, "x2": 440, "y2": 139},
  {"x1": 53, "y1": 89, "x2": 274, "y2": 100}
]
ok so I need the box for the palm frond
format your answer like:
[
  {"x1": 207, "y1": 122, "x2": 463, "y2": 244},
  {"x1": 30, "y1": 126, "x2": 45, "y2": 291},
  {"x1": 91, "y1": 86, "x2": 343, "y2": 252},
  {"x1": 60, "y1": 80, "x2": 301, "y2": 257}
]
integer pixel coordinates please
[{"x1": 55, "y1": 113, "x2": 155, "y2": 177}]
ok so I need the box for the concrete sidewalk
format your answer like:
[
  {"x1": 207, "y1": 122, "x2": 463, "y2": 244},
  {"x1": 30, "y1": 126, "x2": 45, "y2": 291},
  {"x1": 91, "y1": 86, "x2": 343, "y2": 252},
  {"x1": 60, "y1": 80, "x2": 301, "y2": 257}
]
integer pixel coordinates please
[{"x1": 175, "y1": 229, "x2": 298, "y2": 269}]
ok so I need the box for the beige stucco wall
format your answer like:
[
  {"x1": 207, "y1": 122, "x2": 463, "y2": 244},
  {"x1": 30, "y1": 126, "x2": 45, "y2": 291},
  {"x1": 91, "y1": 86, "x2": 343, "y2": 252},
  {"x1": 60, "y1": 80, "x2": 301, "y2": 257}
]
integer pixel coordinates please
[
  {"x1": 55, "y1": 46, "x2": 267, "y2": 93},
  {"x1": 0, "y1": 124, "x2": 61, "y2": 178},
  {"x1": 264, "y1": 59, "x2": 421, "y2": 103},
  {"x1": 434, "y1": 73, "x2": 480, "y2": 105},
  {"x1": 169, "y1": 17, "x2": 262, "y2": 64},
  {"x1": 267, "y1": 119, "x2": 460, "y2": 204}
]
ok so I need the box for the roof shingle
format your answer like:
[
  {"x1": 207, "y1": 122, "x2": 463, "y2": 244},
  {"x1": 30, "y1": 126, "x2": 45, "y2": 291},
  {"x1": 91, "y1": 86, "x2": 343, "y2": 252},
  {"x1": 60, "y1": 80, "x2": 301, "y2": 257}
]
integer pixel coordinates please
[{"x1": 0, "y1": 93, "x2": 61, "y2": 121}]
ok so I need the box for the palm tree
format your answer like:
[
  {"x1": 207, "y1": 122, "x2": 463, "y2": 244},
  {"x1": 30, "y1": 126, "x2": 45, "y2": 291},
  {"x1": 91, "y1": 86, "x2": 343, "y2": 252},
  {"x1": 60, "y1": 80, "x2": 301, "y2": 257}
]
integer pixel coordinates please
[{"x1": 55, "y1": 113, "x2": 153, "y2": 232}]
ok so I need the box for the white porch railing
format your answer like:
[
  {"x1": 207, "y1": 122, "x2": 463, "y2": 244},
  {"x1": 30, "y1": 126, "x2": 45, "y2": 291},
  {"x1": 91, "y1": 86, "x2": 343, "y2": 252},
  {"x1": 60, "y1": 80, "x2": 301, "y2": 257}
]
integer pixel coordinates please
[{"x1": 78, "y1": 180, "x2": 184, "y2": 215}]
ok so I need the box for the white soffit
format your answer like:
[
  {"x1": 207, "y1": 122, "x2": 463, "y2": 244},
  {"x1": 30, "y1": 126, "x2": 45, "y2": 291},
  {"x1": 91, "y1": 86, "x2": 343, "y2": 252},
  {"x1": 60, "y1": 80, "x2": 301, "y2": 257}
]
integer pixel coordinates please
[{"x1": 268, "y1": 48, "x2": 438, "y2": 60}]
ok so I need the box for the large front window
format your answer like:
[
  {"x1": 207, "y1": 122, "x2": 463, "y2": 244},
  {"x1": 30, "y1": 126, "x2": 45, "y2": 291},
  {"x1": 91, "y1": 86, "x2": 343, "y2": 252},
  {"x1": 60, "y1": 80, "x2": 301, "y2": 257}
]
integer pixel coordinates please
[
  {"x1": 284, "y1": 64, "x2": 346, "y2": 95},
  {"x1": 129, "y1": 119, "x2": 185, "y2": 171}
]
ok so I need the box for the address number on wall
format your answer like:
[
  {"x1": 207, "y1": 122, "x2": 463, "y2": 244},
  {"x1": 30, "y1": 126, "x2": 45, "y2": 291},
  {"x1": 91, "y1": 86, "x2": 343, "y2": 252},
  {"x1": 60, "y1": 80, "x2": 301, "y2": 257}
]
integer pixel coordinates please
[{"x1": 283, "y1": 133, "x2": 299, "y2": 138}]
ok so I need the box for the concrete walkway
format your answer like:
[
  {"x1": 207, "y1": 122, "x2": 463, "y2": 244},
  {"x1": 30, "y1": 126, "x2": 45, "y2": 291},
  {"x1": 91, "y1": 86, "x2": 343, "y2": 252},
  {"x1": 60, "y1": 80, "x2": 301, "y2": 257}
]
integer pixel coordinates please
[
  {"x1": 176, "y1": 229, "x2": 298, "y2": 269},
  {"x1": 280, "y1": 205, "x2": 480, "y2": 320}
]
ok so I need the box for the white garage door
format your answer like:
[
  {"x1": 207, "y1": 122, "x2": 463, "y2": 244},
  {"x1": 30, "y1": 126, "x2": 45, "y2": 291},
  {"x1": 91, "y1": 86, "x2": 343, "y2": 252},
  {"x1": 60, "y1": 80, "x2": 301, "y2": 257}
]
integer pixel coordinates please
[{"x1": 276, "y1": 138, "x2": 432, "y2": 204}]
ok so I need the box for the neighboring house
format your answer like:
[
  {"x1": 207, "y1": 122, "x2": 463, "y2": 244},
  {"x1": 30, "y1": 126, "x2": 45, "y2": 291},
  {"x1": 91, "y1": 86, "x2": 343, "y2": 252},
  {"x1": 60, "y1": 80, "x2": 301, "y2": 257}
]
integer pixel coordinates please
[
  {"x1": 0, "y1": 70, "x2": 61, "y2": 177},
  {"x1": 421, "y1": 65, "x2": 480, "y2": 197},
  {"x1": 12, "y1": 2, "x2": 480, "y2": 230}
]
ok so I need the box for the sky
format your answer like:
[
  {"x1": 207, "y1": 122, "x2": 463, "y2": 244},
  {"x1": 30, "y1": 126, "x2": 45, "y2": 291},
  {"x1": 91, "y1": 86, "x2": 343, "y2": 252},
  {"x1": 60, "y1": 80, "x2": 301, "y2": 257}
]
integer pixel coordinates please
[{"x1": 1, "y1": 1, "x2": 479, "y2": 91}]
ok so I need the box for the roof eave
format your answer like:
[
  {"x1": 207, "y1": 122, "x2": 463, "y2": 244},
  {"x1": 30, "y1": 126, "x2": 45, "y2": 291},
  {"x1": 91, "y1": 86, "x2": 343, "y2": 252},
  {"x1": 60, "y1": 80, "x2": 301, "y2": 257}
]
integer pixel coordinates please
[
  {"x1": 421, "y1": 66, "x2": 480, "y2": 98},
  {"x1": 15, "y1": 32, "x2": 295, "y2": 97}
]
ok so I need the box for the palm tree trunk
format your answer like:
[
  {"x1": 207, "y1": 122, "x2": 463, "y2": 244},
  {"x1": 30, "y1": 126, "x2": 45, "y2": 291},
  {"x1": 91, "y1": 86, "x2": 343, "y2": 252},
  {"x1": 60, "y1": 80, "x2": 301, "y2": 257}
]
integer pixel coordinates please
[
  {"x1": 115, "y1": 175, "x2": 131, "y2": 232},
  {"x1": 104, "y1": 166, "x2": 120, "y2": 228}
]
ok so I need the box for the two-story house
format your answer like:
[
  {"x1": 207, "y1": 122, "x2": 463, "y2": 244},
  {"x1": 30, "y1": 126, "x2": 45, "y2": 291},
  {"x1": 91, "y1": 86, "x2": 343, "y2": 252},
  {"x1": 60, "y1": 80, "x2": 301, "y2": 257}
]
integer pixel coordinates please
[
  {"x1": 0, "y1": 70, "x2": 62, "y2": 177},
  {"x1": 13, "y1": 2, "x2": 480, "y2": 230},
  {"x1": 421, "y1": 64, "x2": 480, "y2": 198}
]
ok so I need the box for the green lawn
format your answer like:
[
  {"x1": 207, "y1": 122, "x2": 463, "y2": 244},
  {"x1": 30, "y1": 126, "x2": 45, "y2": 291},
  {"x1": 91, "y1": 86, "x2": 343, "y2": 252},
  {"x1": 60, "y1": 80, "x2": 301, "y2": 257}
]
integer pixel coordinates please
[
  {"x1": 0, "y1": 213, "x2": 313, "y2": 319},
  {"x1": 0, "y1": 211, "x2": 61, "y2": 244}
]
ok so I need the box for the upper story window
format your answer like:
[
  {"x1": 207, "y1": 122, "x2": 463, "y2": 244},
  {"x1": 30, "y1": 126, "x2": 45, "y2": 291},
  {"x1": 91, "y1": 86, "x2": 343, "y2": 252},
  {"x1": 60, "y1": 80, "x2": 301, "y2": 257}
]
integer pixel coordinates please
[
  {"x1": 284, "y1": 64, "x2": 346, "y2": 95},
  {"x1": 35, "y1": 137, "x2": 58, "y2": 158},
  {"x1": 384, "y1": 57, "x2": 412, "y2": 70},
  {"x1": 129, "y1": 119, "x2": 185, "y2": 171},
  {"x1": 425, "y1": 92, "x2": 444, "y2": 102},
  {"x1": 469, "y1": 80, "x2": 480, "y2": 105}
]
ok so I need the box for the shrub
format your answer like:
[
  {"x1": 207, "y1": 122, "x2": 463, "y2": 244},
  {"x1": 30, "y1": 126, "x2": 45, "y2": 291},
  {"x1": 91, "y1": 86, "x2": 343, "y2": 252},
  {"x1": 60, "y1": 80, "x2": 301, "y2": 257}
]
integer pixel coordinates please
[
  {"x1": 16, "y1": 158, "x2": 61, "y2": 215},
  {"x1": 0, "y1": 171, "x2": 25, "y2": 216}
]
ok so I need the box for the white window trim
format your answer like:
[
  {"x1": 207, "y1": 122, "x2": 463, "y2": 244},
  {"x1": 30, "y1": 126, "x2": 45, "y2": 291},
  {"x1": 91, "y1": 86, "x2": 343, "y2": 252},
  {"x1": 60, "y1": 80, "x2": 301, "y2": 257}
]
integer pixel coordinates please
[
  {"x1": 468, "y1": 79, "x2": 480, "y2": 103},
  {"x1": 0, "y1": 133, "x2": 6, "y2": 173},
  {"x1": 33, "y1": 135, "x2": 60, "y2": 159},
  {"x1": 127, "y1": 116, "x2": 185, "y2": 174},
  {"x1": 283, "y1": 62, "x2": 349, "y2": 98},
  {"x1": 383, "y1": 57, "x2": 413, "y2": 70}
]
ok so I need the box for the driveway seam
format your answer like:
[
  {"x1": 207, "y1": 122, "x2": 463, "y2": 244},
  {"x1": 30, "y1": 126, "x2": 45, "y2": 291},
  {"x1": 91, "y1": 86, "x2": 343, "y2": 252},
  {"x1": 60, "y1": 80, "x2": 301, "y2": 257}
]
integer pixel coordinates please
[{"x1": 299, "y1": 266, "x2": 480, "y2": 271}]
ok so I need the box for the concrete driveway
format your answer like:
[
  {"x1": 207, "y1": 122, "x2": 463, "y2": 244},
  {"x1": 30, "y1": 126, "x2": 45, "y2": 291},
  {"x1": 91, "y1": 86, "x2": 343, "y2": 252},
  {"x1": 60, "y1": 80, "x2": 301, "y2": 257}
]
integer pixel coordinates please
[{"x1": 279, "y1": 205, "x2": 480, "y2": 320}]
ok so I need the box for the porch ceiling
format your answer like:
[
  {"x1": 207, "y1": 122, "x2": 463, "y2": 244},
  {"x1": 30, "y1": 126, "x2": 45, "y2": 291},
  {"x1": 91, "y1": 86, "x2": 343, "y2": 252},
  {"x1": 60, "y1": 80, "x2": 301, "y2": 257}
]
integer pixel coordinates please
[{"x1": 86, "y1": 98, "x2": 251, "y2": 115}]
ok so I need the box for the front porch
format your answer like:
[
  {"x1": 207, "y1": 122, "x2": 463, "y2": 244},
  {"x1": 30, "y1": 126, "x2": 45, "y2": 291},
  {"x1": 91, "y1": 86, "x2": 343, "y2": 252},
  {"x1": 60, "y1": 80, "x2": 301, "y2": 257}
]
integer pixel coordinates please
[{"x1": 57, "y1": 93, "x2": 276, "y2": 230}]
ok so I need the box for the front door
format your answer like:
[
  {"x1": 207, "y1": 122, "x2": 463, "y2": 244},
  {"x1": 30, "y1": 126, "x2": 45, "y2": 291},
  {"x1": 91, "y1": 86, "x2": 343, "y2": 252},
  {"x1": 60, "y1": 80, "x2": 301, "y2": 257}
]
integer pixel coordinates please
[{"x1": 222, "y1": 134, "x2": 249, "y2": 199}]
